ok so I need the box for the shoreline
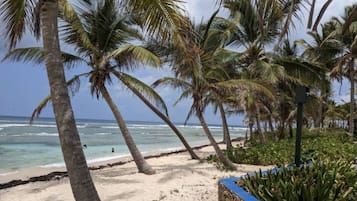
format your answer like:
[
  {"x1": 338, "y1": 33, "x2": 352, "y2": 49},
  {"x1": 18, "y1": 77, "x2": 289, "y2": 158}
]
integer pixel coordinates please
[
  {"x1": 0, "y1": 138, "x2": 272, "y2": 201},
  {"x1": 0, "y1": 138, "x2": 244, "y2": 189}
]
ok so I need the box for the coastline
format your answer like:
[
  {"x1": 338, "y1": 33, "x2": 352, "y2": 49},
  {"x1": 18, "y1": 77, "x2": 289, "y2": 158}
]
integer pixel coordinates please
[
  {"x1": 0, "y1": 138, "x2": 244, "y2": 188},
  {"x1": 0, "y1": 138, "x2": 273, "y2": 201}
]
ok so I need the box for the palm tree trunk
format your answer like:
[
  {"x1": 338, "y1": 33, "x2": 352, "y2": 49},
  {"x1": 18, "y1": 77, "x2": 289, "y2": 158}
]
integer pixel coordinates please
[
  {"x1": 40, "y1": 1, "x2": 100, "y2": 200},
  {"x1": 100, "y1": 86, "x2": 155, "y2": 175},
  {"x1": 114, "y1": 72, "x2": 199, "y2": 160},
  {"x1": 349, "y1": 60, "x2": 355, "y2": 135},
  {"x1": 288, "y1": 122, "x2": 293, "y2": 139},
  {"x1": 196, "y1": 111, "x2": 236, "y2": 170},
  {"x1": 218, "y1": 104, "x2": 232, "y2": 149},
  {"x1": 316, "y1": 99, "x2": 323, "y2": 136},
  {"x1": 249, "y1": 116, "x2": 254, "y2": 140},
  {"x1": 278, "y1": 120, "x2": 286, "y2": 140},
  {"x1": 255, "y1": 108, "x2": 266, "y2": 144},
  {"x1": 268, "y1": 115, "x2": 274, "y2": 132}
]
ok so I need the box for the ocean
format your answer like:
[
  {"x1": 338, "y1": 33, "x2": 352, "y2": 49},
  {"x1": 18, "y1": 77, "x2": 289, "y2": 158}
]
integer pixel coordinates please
[{"x1": 0, "y1": 116, "x2": 247, "y2": 174}]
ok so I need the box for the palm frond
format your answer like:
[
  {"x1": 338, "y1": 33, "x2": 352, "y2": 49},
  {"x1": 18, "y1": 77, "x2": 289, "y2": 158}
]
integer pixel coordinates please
[
  {"x1": 30, "y1": 95, "x2": 52, "y2": 125},
  {"x1": 30, "y1": 72, "x2": 89, "y2": 124},
  {"x1": 184, "y1": 104, "x2": 196, "y2": 125},
  {"x1": 124, "y1": 0, "x2": 186, "y2": 41},
  {"x1": 31, "y1": 0, "x2": 41, "y2": 40},
  {"x1": 109, "y1": 45, "x2": 161, "y2": 67},
  {"x1": 173, "y1": 89, "x2": 192, "y2": 106},
  {"x1": 3, "y1": 47, "x2": 45, "y2": 63},
  {"x1": 2, "y1": 47, "x2": 86, "y2": 69},
  {"x1": 59, "y1": 0, "x2": 96, "y2": 53},
  {"x1": 214, "y1": 79, "x2": 275, "y2": 100},
  {"x1": 114, "y1": 71, "x2": 169, "y2": 116},
  {"x1": 152, "y1": 77, "x2": 191, "y2": 91},
  {"x1": 0, "y1": 0, "x2": 37, "y2": 49}
]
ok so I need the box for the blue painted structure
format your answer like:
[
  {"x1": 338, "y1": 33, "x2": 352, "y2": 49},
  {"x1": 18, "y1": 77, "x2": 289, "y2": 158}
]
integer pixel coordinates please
[
  {"x1": 220, "y1": 176, "x2": 259, "y2": 201},
  {"x1": 219, "y1": 164, "x2": 311, "y2": 201}
]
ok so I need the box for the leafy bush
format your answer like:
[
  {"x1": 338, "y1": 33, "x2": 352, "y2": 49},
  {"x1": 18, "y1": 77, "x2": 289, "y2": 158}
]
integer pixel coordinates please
[
  {"x1": 211, "y1": 129, "x2": 357, "y2": 166},
  {"x1": 238, "y1": 160, "x2": 357, "y2": 201}
]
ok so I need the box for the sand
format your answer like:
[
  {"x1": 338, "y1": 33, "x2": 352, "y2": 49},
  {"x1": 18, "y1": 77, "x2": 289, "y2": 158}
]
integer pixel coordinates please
[{"x1": 0, "y1": 142, "x2": 273, "y2": 201}]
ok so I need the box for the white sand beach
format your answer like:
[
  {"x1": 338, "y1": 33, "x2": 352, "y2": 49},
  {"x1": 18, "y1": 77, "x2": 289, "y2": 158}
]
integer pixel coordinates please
[{"x1": 0, "y1": 142, "x2": 272, "y2": 201}]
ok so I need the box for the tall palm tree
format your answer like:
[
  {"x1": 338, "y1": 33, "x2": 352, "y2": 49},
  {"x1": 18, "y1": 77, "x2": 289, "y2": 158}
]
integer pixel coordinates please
[
  {"x1": 296, "y1": 23, "x2": 343, "y2": 135},
  {"x1": 328, "y1": 4, "x2": 357, "y2": 135},
  {"x1": 5, "y1": 0, "x2": 199, "y2": 173},
  {"x1": 0, "y1": 0, "x2": 101, "y2": 200},
  {"x1": 149, "y1": 15, "x2": 237, "y2": 169},
  {"x1": 222, "y1": 0, "x2": 304, "y2": 141},
  {"x1": 151, "y1": 13, "x2": 275, "y2": 168}
]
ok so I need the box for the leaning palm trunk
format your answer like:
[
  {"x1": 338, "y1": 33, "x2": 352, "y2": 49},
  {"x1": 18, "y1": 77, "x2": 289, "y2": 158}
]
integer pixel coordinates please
[
  {"x1": 255, "y1": 109, "x2": 266, "y2": 144},
  {"x1": 196, "y1": 111, "x2": 236, "y2": 170},
  {"x1": 40, "y1": 1, "x2": 100, "y2": 200},
  {"x1": 248, "y1": 117, "x2": 254, "y2": 140},
  {"x1": 349, "y1": 60, "x2": 355, "y2": 135},
  {"x1": 131, "y1": 90, "x2": 200, "y2": 160},
  {"x1": 99, "y1": 86, "x2": 155, "y2": 174},
  {"x1": 113, "y1": 72, "x2": 199, "y2": 160},
  {"x1": 218, "y1": 104, "x2": 232, "y2": 149}
]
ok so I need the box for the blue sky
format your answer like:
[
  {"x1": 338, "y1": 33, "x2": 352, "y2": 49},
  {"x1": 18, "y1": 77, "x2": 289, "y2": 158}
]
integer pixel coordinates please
[{"x1": 0, "y1": 0, "x2": 355, "y2": 125}]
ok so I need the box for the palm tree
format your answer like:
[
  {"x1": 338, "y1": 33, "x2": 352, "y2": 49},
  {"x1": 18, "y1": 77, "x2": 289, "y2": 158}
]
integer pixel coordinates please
[
  {"x1": 151, "y1": 13, "x2": 275, "y2": 168},
  {"x1": 149, "y1": 15, "x2": 237, "y2": 169},
  {"x1": 5, "y1": 0, "x2": 199, "y2": 173},
  {"x1": 295, "y1": 23, "x2": 343, "y2": 135},
  {"x1": 222, "y1": 0, "x2": 304, "y2": 141},
  {"x1": 0, "y1": 0, "x2": 101, "y2": 200},
  {"x1": 272, "y1": 39, "x2": 330, "y2": 139},
  {"x1": 112, "y1": 71, "x2": 200, "y2": 159},
  {"x1": 328, "y1": 4, "x2": 357, "y2": 135}
]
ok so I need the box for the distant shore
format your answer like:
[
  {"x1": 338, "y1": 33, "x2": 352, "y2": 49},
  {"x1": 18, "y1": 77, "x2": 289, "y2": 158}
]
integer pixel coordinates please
[{"x1": 0, "y1": 138, "x2": 273, "y2": 201}]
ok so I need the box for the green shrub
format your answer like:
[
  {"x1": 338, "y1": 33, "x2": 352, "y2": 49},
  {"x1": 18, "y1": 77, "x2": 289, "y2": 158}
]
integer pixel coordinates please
[
  {"x1": 238, "y1": 159, "x2": 357, "y2": 201},
  {"x1": 210, "y1": 129, "x2": 357, "y2": 166}
]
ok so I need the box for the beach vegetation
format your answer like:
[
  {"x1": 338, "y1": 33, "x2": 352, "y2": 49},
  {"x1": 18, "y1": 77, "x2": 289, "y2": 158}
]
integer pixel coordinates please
[
  {"x1": 208, "y1": 128, "x2": 357, "y2": 166},
  {"x1": 239, "y1": 159, "x2": 357, "y2": 201}
]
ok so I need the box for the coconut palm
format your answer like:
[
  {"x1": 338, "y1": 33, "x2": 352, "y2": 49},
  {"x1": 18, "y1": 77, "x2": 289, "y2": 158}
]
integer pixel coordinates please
[
  {"x1": 151, "y1": 13, "x2": 276, "y2": 168},
  {"x1": 0, "y1": 0, "x2": 101, "y2": 199},
  {"x1": 222, "y1": 0, "x2": 305, "y2": 141},
  {"x1": 4, "y1": 0, "x2": 201, "y2": 175},
  {"x1": 327, "y1": 4, "x2": 357, "y2": 135},
  {"x1": 272, "y1": 39, "x2": 330, "y2": 139},
  {"x1": 295, "y1": 23, "x2": 343, "y2": 135}
]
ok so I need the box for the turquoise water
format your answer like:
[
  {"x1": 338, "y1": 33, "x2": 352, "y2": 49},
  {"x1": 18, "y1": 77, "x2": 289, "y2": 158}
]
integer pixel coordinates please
[{"x1": 0, "y1": 116, "x2": 246, "y2": 173}]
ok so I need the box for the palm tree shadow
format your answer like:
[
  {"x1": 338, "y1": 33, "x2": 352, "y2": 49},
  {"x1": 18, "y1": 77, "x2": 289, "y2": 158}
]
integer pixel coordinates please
[
  {"x1": 103, "y1": 190, "x2": 138, "y2": 201},
  {"x1": 155, "y1": 161, "x2": 215, "y2": 184}
]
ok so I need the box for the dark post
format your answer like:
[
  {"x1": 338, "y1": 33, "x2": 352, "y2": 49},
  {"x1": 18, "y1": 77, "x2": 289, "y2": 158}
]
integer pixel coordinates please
[{"x1": 295, "y1": 86, "x2": 309, "y2": 167}]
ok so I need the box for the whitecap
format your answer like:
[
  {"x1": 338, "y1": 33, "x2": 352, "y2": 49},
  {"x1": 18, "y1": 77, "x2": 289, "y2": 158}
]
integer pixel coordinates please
[
  {"x1": 101, "y1": 126, "x2": 119, "y2": 129},
  {"x1": 40, "y1": 162, "x2": 65, "y2": 168},
  {"x1": 96, "y1": 133, "x2": 113, "y2": 135},
  {"x1": 0, "y1": 124, "x2": 29, "y2": 128},
  {"x1": 9, "y1": 132, "x2": 59, "y2": 137}
]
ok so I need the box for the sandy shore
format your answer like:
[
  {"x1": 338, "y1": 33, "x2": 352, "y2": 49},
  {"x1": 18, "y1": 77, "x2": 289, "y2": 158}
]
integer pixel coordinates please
[{"x1": 0, "y1": 142, "x2": 273, "y2": 201}]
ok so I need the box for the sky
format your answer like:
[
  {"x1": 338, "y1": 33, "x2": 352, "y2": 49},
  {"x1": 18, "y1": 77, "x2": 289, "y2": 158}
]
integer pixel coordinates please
[{"x1": 0, "y1": 0, "x2": 356, "y2": 125}]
